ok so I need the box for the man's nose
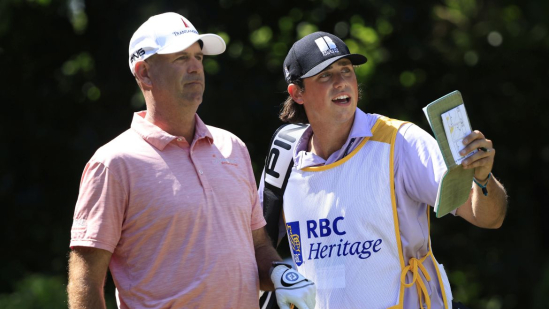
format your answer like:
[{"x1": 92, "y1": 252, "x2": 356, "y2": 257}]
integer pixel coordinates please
[
  {"x1": 333, "y1": 71, "x2": 348, "y2": 88},
  {"x1": 188, "y1": 57, "x2": 203, "y2": 73}
]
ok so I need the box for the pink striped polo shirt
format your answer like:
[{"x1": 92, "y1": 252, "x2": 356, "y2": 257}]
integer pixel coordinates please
[{"x1": 71, "y1": 111, "x2": 266, "y2": 309}]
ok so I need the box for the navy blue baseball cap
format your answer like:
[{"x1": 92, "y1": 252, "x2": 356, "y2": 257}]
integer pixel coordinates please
[{"x1": 283, "y1": 31, "x2": 367, "y2": 83}]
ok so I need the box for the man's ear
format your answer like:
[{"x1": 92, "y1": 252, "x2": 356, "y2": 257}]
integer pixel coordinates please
[
  {"x1": 288, "y1": 83, "x2": 304, "y2": 105},
  {"x1": 135, "y1": 61, "x2": 153, "y2": 89}
]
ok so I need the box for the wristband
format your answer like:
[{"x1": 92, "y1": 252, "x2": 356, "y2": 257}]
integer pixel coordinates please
[{"x1": 473, "y1": 172, "x2": 492, "y2": 196}]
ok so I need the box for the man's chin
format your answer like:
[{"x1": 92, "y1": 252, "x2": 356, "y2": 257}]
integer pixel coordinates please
[{"x1": 179, "y1": 93, "x2": 203, "y2": 105}]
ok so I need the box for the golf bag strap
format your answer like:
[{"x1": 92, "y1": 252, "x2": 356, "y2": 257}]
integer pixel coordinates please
[
  {"x1": 261, "y1": 123, "x2": 308, "y2": 309},
  {"x1": 263, "y1": 123, "x2": 308, "y2": 248}
]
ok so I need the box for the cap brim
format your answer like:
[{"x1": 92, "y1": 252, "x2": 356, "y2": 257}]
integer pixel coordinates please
[
  {"x1": 301, "y1": 54, "x2": 367, "y2": 79},
  {"x1": 158, "y1": 33, "x2": 226, "y2": 56}
]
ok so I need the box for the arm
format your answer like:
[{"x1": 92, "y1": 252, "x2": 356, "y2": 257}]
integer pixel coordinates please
[
  {"x1": 252, "y1": 226, "x2": 282, "y2": 291},
  {"x1": 67, "y1": 247, "x2": 112, "y2": 309},
  {"x1": 455, "y1": 130, "x2": 508, "y2": 228}
]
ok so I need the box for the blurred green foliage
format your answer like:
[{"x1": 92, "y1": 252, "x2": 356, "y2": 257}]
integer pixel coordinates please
[
  {"x1": 0, "y1": 275, "x2": 66, "y2": 308},
  {"x1": 1, "y1": 0, "x2": 548, "y2": 308}
]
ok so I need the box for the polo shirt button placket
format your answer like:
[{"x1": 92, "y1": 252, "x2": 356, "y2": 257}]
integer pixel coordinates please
[
  {"x1": 190, "y1": 142, "x2": 211, "y2": 190},
  {"x1": 194, "y1": 162, "x2": 207, "y2": 187},
  {"x1": 198, "y1": 168, "x2": 211, "y2": 190}
]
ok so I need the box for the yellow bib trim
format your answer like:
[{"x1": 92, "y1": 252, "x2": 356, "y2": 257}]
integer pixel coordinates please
[
  {"x1": 302, "y1": 116, "x2": 406, "y2": 172},
  {"x1": 386, "y1": 117, "x2": 408, "y2": 309},
  {"x1": 301, "y1": 119, "x2": 382, "y2": 172},
  {"x1": 428, "y1": 207, "x2": 451, "y2": 308}
]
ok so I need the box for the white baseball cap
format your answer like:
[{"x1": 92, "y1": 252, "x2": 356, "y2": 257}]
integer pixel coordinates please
[{"x1": 128, "y1": 12, "x2": 226, "y2": 75}]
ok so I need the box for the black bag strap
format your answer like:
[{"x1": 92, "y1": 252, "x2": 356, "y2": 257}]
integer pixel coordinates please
[
  {"x1": 260, "y1": 123, "x2": 308, "y2": 309},
  {"x1": 262, "y1": 123, "x2": 308, "y2": 248}
]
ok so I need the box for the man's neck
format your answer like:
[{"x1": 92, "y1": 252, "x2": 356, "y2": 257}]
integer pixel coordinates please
[
  {"x1": 145, "y1": 103, "x2": 197, "y2": 143},
  {"x1": 308, "y1": 118, "x2": 354, "y2": 161}
]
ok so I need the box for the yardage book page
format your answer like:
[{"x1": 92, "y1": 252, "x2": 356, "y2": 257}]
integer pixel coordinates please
[{"x1": 441, "y1": 104, "x2": 476, "y2": 165}]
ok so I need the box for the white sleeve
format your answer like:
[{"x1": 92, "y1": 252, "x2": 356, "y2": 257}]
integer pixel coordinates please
[{"x1": 394, "y1": 123, "x2": 448, "y2": 207}]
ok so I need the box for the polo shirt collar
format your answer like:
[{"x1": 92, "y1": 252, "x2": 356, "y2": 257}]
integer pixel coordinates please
[
  {"x1": 293, "y1": 108, "x2": 376, "y2": 169},
  {"x1": 193, "y1": 114, "x2": 214, "y2": 143},
  {"x1": 131, "y1": 111, "x2": 213, "y2": 151},
  {"x1": 349, "y1": 107, "x2": 374, "y2": 139},
  {"x1": 294, "y1": 107, "x2": 373, "y2": 156}
]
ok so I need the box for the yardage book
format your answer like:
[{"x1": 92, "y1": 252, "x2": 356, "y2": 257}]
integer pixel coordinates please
[{"x1": 422, "y1": 91, "x2": 475, "y2": 218}]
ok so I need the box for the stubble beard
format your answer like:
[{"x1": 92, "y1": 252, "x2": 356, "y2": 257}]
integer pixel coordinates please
[{"x1": 180, "y1": 76, "x2": 205, "y2": 107}]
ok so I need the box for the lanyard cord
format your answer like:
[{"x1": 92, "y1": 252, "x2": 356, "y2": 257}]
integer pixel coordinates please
[{"x1": 342, "y1": 137, "x2": 357, "y2": 158}]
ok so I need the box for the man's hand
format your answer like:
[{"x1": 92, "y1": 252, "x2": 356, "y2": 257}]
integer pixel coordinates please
[
  {"x1": 460, "y1": 130, "x2": 494, "y2": 181},
  {"x1": 271, "y1": 263, "x2": 316, "y2": 309},
  {"x1": 456, "y1": 130, "x2": 507, "y2": 229}
]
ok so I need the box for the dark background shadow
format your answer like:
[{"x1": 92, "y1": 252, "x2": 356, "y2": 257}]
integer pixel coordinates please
[{"x1": 1, "y1": 0, "x2": 548, "y2": 308}]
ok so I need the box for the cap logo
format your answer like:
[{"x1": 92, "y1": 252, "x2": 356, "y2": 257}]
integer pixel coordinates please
[
  {"x1": 284, "y1": 66, "x2": 290, "y2": 78},
  {"x1": 173, "y1": 29, "x2": 198, "y2": 36},
  {"x1": 130, "y1": 48, "x2": 146, "y2": 63},
  {"x1": 314, "y1": 36, "x2": 339, "y2": 56},
  {"x1": 174, "y1": 17, "x2": 198, "y2": 36}
]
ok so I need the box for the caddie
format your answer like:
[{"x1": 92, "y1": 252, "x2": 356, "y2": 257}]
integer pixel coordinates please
[{"x1": 259, "y1": 31, "x2": 508, "y2": 309}]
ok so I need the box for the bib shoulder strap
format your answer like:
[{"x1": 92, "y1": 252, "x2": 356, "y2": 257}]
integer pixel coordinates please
[
  {"x1": 370, "y1": 116, "x2": 408, "y2": 144},
  {"x1": 262, "y1": 123, "x2": 309, "y2": 248}
]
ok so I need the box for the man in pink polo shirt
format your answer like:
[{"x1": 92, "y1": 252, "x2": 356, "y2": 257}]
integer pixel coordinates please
[{"x1": 67, "y1": 12, "x2": 315, "y2": 309}]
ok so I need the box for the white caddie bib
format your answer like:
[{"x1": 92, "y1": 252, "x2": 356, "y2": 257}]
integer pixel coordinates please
[{"x1": 282, "y1": 117, "x2": 450, "y2": 309}]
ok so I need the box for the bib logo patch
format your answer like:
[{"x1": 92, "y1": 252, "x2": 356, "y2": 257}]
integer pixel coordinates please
[
  {"x1": 290, "y1": 216, "x2": 384, "y2": 261},
  {"x1": 286, "y1": 221, "x2": 303, "y2": 266}
]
